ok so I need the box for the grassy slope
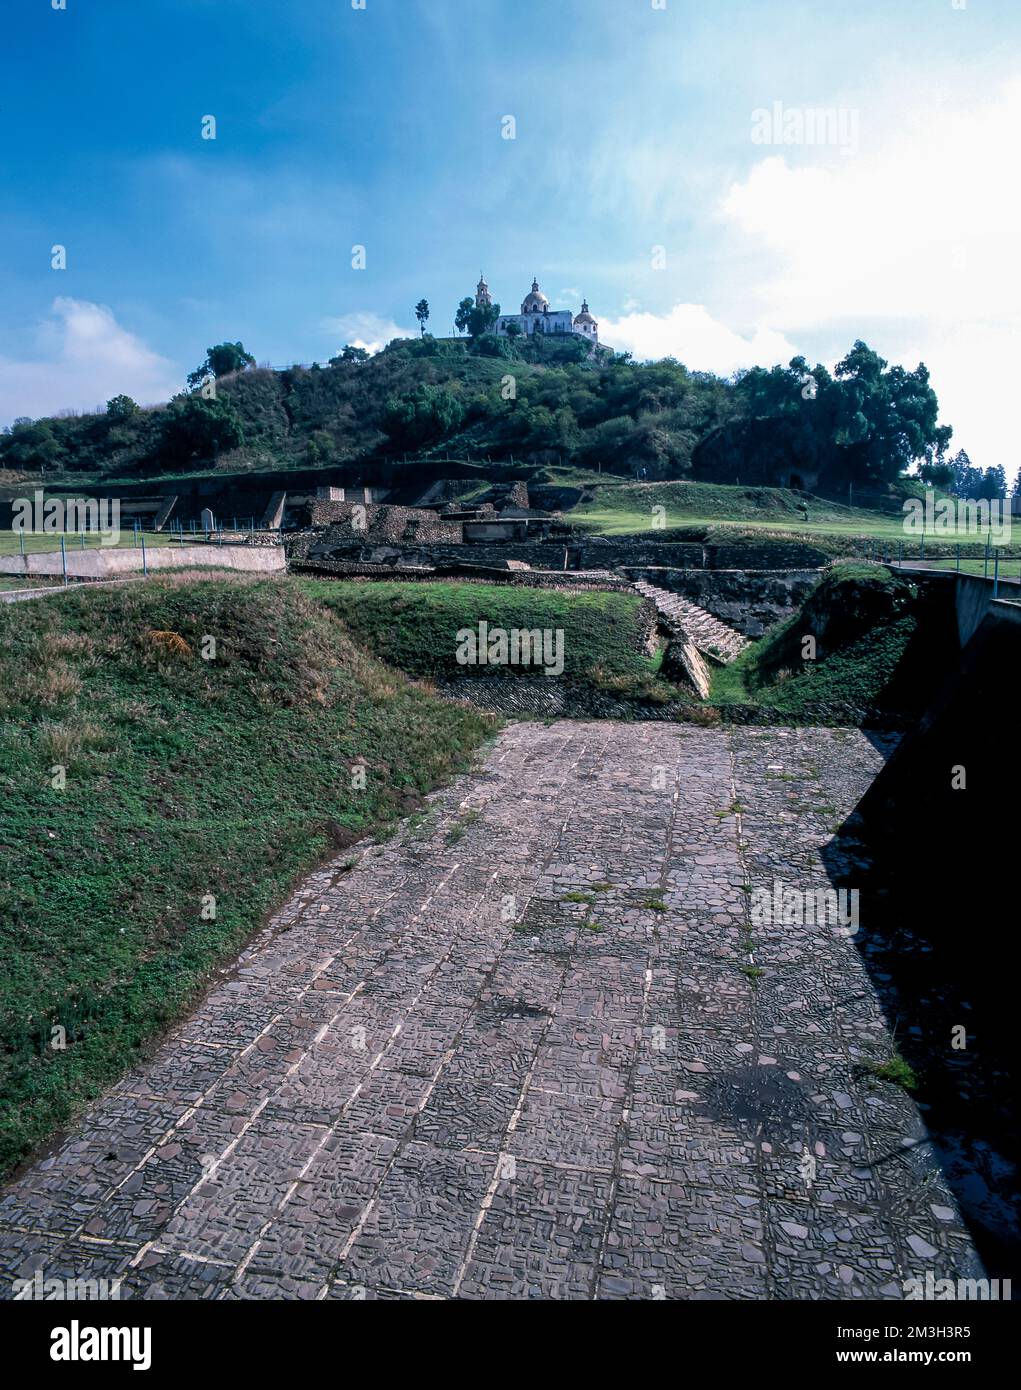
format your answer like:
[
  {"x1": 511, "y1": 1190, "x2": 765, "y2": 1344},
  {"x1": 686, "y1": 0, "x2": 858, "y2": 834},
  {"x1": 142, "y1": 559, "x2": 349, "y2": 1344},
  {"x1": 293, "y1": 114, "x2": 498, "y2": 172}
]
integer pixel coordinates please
[
  {"x1": 0, "y1": 575, "x2": 492, "y2": 1174},
  {"x1": 303, "y1": 579, "x2": 683, "y2": 702},
  {"x1": 570, "y1": 479, "x2": 1021, "y2": 555},
  {"x1": 711, "y1": 564, "x2": 922, "y2": 718}
]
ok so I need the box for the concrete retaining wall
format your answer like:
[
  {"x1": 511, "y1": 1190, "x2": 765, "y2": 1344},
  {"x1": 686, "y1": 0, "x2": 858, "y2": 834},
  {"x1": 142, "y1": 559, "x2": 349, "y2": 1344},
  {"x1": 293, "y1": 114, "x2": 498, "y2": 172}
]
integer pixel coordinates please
[{"x1": 0, "y1": 543, "x2": 286, "y2": 580}]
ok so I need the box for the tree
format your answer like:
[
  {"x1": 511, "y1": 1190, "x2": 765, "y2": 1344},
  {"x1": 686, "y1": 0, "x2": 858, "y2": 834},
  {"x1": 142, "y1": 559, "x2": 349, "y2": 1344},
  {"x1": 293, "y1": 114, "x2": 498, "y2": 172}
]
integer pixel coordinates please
[
  {"x1": 328, "y1": 344, "x2": 369, "y2": 365},
  {"x1": 722, "y1": 342, "x2": 951, "y2": 488},
  {"x1": 0, "y1": 419, "x2": 61, "y2": 472},
  {"x1": 106, "y1": 394, "x2": 138, "y2": 421},
  {"x1": 919, "y1": 459, "x2": 955, "y2": 488},
  {"x1": 187, "y1": 341, "x2": 255, "y2": 390},
  {"x1": 467, "y1": 301, "x2": 500, "y2": 339},
  {"x1": 831, "y1": 343, "x2": 951, "y2": 482},
  {"x1": 382, "y1": 385, "x2": 464, "y2": 449},
  {"x1": 976, "y1": 464, "x2": 1008, "y2": 501},
  {"x1": 505, "y1": 319, "x2": 521, "y2": 341},
  {"x1": 159, "y1": 393, "x2": 244, "y2": 466},
  {"x1": 415, "y1": 299, "x2": 430, "y2": 336},
  {"x1": 454, "y1": 298, "x2": 474, "y2": 336},
  {"x1": 946, "y1": 450, "x2": 982, "y2": 498}
]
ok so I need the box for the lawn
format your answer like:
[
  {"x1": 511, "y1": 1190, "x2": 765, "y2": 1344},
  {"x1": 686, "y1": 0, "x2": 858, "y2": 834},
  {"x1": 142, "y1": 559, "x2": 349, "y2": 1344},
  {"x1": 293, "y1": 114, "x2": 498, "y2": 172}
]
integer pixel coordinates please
[
  {"x1": 569, "y1": 480, "x2": 1021, "y2": 555},
  {"x1": 0, "y1": 530, "x2": 196, "y2": 556},
  {"x1": 0, "y1": 574, "x2": 492, "y2": 1174},
  {"x1": 301, "y1": 578, "x2": 678, "y2": 700}
]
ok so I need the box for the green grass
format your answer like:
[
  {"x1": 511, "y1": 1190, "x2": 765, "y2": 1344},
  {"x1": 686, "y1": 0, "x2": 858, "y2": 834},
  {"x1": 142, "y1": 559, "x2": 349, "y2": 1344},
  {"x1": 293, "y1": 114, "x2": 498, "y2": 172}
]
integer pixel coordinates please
[
  {"x1": 0, "y1": 531, "x2": 191, "y2": 556},
  {"x1": 572, "y1": 480, "x2": 901, "y2": 537},
  {"x1": 302, "y1": 578, "x2": 685, "y2": 703},
  {"x1": 0, "y1": 574, "x2": 493, "y2": 1175},
  {"x1": 445, "y1": 808, "x2": 482, "y2": 844},
  {"x1": 711, "y1": 564, "x2": 927, "y2": 720},
  {"x1": 866, "y1": 1053, "x2": 919, "y2": 1091},
  {"x1": 569, "y1": 479, "x2": 1021, "y2": 556},
  {"x1": 0, "y1": 576, "x2": 66, "y2": 591}
]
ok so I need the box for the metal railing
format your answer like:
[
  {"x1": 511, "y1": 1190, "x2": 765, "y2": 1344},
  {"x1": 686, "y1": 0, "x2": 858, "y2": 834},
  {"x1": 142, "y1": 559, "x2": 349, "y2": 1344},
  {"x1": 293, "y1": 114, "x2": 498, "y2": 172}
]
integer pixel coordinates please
[{"x1": 854, "y1": 537, "x2": 1021, "y2": 598}]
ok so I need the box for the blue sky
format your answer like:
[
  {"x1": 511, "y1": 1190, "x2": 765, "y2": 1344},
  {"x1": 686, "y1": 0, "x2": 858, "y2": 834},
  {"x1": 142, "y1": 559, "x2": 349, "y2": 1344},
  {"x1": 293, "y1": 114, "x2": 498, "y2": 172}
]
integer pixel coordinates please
[{"x1": 2, "y1": 0, "x2": 1019, "y2": 469}]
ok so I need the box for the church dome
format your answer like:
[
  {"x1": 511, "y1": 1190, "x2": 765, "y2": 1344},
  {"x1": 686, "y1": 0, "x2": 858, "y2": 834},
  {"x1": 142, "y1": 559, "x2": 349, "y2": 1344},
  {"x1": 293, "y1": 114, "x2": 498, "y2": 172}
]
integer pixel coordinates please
[
  {"x1": 574, "y1": 298, "x2": 597, "y2": 326},
  {"x1": 521, "y1": 277, "x2": 549, "y2": 314}
]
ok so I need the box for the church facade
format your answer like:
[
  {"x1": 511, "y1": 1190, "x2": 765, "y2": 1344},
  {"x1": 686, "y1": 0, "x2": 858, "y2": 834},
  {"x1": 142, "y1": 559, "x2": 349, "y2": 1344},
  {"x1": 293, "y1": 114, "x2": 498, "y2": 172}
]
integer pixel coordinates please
[{"x1": 475, "y1": 275, "x2": 599, "y2": 345}]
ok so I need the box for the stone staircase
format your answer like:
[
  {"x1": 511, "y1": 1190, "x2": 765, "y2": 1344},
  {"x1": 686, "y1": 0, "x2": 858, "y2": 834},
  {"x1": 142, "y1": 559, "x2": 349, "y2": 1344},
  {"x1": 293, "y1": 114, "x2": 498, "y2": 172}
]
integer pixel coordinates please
[{"x1": 631, "y1": 579, "x2": 749, "y2": 664}]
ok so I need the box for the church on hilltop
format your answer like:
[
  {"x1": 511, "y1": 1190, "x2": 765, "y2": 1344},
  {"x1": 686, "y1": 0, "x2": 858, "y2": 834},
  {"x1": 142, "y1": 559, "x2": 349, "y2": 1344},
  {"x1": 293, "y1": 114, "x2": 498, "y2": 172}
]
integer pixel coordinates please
[{"x1": 475, "y1": 274, "x2": 599, "y2": 345}]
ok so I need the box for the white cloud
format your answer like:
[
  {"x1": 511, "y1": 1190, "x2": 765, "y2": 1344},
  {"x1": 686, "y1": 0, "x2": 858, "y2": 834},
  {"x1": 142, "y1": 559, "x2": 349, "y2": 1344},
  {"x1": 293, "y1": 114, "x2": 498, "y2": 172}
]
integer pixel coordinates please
[
  {"x1": 320, "y1": 312, "x2": 415, "y2": 356},
  {"x1": 0, "y1": 299, "x2": 180, "y2": 426},
  {"x1": 717, "y1": 77, "x2": 1021, "y2": 468},
  {"x1": 600, "y1": 302, "x2": 798, "y2": 376}
]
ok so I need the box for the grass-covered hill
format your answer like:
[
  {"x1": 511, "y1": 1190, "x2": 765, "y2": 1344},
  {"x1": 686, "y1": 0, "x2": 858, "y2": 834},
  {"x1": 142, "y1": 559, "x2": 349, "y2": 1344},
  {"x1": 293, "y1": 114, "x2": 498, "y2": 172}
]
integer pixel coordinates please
[
  {"x1": 303, "y1": 579, "x2": 680, "y2": 703},
  {"x1": 712, "y1": 563, "x2": 957, "y2": 721},
  {"x1": 0, "y1": 575, "x2": 495, "y2": 1175},
  {"x1": 569, "y1": 479, "x2": 913, "y2": 539},
  {"x1": 0, "y1": 332, "x2": 965, "y2": 505},
  {"x1": 4, "y1": 334, "x2": 726, "y2": 484}
]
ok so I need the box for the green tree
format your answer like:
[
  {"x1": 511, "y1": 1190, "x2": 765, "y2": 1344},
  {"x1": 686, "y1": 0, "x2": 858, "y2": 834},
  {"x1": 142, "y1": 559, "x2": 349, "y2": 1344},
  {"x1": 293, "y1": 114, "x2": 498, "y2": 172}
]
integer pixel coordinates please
[
  {"x1": 0, "y1": 419, "x2": 61, "y2": 472},
  {"x1": 976, "y1": 464, "x2": 1008, "y2": 501},
  {"x1": 415, "y1": 299, "x2": 430, "y2": 336},
  {"x1": 328, "y1": 344, "x2": 370, "y2": 365},
  {"x1": 160, "y1": 393, "x2": 244, "y2": 466},
  {"x1": 382, "y1": 385, "x2": 464, "y2": 449},
  {"x1": 106, "y1": 394, "x2": 139, "y2": 421},
  {"x1": 454, "y1": 298, "x2": 474, "y2": 336},
  {"x1": 467, "y1": 301, "x2": 500, "y2": 339},
  {"x1": 187, "y1": 341, "x2": 256, "y2": 390}
]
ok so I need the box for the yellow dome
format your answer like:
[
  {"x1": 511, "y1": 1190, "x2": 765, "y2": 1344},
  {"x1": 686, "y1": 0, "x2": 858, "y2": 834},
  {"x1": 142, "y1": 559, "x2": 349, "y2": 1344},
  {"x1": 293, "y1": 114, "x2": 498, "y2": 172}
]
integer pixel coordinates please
[{"x1": 521, "y1": 278, "x2": 549, "y2": 313}]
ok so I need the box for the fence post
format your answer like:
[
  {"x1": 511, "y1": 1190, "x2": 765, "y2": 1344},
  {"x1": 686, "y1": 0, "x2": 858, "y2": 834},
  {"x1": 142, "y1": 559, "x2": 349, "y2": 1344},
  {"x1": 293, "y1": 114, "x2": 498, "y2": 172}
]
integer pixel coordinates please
[
  {"x1": 956, "y1": 544, "x2": 960, "y2": 572},
  {"x1": 141, "y1": 534, "x2": 148, "y2": 576},
  {"x1": 984, "y1": 535, "x2": 990, "y2": 578},
  {"x1": 60, "y1": 534, "x2": 67, "y2": 586},
  {"x1": 19, "y1": 529, "x2": 25, "y2": 556},
  {"x1": 993, "y1": 551, "x2": 999, "y2": 599}
]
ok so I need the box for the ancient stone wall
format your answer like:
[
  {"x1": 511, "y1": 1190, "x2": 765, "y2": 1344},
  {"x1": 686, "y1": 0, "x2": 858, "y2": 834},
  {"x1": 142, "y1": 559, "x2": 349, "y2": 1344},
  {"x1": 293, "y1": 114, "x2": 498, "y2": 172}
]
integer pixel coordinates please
[{"x1": 623, "y1": 567, "x2": 823, "y2": 636}]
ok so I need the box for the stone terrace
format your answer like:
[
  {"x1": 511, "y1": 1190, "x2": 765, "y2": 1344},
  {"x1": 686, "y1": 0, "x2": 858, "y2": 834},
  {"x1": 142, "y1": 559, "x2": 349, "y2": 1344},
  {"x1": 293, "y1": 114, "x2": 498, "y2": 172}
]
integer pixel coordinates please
[{"x1": 0, "y1": 724, "x2": 980, "y2": 1300}]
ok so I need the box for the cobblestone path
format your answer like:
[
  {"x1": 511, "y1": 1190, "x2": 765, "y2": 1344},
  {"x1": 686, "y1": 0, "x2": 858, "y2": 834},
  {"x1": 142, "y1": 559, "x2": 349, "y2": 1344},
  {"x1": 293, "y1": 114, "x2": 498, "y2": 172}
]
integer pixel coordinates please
[{"x1": 1, "y1": 723, "x2": 980, "y2": 1300}]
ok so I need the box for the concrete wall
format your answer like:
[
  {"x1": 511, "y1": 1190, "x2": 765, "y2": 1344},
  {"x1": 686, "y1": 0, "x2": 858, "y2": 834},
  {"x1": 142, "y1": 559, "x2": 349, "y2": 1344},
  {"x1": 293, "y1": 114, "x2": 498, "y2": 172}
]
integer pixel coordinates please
[
  {"x1": 889, "y1": 564, "x2": 1020, "y2": 648},
  {"x1": 0, "y1": 543, "x2": 286, "y2": 580}
]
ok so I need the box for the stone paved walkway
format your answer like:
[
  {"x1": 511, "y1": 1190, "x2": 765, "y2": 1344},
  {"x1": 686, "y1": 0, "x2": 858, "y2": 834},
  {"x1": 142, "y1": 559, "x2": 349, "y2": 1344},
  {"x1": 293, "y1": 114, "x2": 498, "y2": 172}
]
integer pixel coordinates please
[{"x1": 1, "y1": 723, "x2": 980, "y2": 1299}]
